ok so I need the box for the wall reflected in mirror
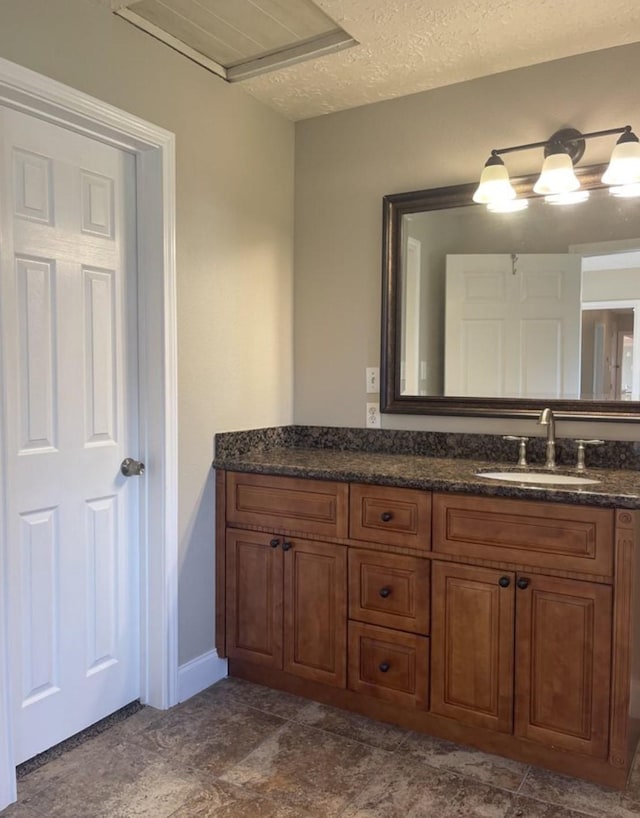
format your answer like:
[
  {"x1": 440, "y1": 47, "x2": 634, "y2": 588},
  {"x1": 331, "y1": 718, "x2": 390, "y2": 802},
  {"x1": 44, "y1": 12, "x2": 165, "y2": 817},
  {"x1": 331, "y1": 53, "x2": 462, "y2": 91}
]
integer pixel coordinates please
[{"x1": 399, "y1": 185, "x2": 640, "y2": 403}]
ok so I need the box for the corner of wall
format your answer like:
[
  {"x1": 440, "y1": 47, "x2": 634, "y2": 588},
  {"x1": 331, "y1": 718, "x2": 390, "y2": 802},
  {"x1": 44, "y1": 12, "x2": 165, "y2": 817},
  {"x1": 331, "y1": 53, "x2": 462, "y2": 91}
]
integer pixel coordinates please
[{"x1": 178, "y1": 649, "x2": 228, "y2": 703}]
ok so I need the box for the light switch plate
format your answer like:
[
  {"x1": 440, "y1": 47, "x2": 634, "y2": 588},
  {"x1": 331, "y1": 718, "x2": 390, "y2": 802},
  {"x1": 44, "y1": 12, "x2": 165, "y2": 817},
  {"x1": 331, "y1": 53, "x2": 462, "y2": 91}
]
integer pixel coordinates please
[{"x1": 366, "y1": 367, "x2": 379, "y2": 393}]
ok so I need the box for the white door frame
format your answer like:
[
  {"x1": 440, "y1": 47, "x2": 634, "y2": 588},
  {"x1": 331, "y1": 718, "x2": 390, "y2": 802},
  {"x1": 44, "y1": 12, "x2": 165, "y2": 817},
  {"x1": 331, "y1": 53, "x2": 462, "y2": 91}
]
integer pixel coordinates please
[
  {"x1": 0, "y1": 58, "x2": 178, "y2": 810},
  {"x1": 582, "y1": 300, "x2": 640, "y2": 401}
]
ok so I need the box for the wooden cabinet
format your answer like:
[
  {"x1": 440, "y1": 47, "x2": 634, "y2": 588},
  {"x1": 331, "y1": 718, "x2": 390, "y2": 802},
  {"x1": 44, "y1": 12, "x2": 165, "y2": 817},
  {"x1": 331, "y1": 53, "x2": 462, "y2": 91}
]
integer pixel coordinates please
[
  {"x1": 431, "y1": 561, "x2": 613, "y2": 758},
  {"x1": 348, "y1": 549, "x2": 430, "y2": 633},
  {"x1": 348, "y1": 549, "x2": 431, "y2": 706},
  {"x1": 226, "y1": 529, "x2": 347, "y2": 688},
  {"x1": 283, "y1": 537, "x2": 347, "y2": 687},
  {"x1": 227, "y1": 471, "x2": 348, "y2": 539},
  {"x1": 350, "y1": 484, "x2": 431, "y2": 550},
  {"x1": 431, "y1": 562, "x2": 514, "y2": 733},
  {"x1": 225, "y1": 529, "x2": 283, "y2": 668},
  {"x1": 514, "y1": 573, "x2": 612, "y2": 758},
  {"x1": 218, "y1": 470, "x2": 639, "y2": 788},
  {"x1": 348, "y1": 621, "x2": 429, "y2": 708},
  {"x1": 433, "y1": 493, "x2": 614, "y2": 576}
]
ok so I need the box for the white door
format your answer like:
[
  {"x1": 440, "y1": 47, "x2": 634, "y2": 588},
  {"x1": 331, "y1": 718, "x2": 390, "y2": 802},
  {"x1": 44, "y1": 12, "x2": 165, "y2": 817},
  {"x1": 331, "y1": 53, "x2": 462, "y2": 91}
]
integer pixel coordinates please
[
  {"x1": 445, "y1": 254, "x2": 582, "y2": 399},
  {"x1": 0, "y1": 107, "x2": 140, "y2": 764}
]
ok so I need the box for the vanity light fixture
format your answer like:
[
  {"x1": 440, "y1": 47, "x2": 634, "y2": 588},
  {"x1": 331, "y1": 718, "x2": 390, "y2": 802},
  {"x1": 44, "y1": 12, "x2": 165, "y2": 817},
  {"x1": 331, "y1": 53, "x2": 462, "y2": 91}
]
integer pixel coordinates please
[{"x1": 473, "y1": 125, "x2": 640, "y2": 207}]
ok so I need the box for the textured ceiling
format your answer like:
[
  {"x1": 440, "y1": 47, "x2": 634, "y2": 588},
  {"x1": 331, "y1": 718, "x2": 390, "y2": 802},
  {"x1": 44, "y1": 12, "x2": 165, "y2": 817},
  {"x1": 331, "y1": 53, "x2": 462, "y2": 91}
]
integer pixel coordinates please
[{"x1": 95, "y1": 0, "x2": 640, "y2": 120}]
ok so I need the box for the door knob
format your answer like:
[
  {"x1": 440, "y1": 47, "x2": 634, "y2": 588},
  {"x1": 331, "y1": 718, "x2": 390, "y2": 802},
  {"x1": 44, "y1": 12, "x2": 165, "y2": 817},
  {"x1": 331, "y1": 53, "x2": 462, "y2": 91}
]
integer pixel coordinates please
[{"x1": 120, "y1": 457, "x2": 145, "y2": 477}]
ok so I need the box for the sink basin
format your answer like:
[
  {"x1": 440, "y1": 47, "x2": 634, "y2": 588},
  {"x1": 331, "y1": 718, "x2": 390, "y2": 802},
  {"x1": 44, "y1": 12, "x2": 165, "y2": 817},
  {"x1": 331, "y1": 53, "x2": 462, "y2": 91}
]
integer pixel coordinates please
[{"x1": 477, "y1": 471, "x2": 600, "y2": 486}]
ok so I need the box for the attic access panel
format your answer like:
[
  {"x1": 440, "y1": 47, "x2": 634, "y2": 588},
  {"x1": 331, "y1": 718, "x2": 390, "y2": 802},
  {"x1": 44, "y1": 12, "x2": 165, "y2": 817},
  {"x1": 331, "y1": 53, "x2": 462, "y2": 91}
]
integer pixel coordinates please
[{"x1": 116, "y1": 0, "x2": 357, "y2": 81}]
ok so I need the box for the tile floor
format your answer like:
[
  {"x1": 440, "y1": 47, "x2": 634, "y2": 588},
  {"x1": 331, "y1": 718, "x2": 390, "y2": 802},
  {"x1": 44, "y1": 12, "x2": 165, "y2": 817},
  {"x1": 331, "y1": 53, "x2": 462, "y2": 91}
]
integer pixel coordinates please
[{"x1": 2, "y1": 676, "x2": 640, "y2": 817}]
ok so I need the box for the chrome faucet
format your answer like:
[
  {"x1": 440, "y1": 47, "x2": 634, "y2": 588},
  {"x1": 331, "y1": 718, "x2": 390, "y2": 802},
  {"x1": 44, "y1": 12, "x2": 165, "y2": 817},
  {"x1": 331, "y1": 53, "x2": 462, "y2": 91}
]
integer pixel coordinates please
[{"x1": 537, "y1": 407, "x2": 556, "y2": 469}]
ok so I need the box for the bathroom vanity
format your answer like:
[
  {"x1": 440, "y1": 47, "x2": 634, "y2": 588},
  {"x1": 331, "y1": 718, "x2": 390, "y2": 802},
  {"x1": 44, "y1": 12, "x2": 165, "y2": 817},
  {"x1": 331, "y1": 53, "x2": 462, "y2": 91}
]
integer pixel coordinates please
[{"x1": 213, "y1": 428, "x2": 640, "y2": 788}]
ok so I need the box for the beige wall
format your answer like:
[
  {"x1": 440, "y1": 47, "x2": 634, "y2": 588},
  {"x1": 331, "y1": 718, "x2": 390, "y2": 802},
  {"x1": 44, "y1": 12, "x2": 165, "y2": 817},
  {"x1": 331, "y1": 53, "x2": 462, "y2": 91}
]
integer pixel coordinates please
[
  {"x1": 0, "y1": 0, "x2": 295, "y2": 664},
  {"x1": 294, "y1": 43, "x2": 640, "y2": 441}
]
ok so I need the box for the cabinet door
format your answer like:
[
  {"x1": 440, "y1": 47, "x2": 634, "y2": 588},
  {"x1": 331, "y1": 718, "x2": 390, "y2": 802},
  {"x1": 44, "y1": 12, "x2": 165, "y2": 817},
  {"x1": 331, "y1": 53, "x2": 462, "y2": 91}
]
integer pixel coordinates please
[
  {"x1": 283, "y1": 539, "x2": 347, "y2": 688},
  {"x1": 226, "y1": 530, "x2": 283, "y2": 668},
  {"x1": 431, "y1": 562, "x2": 515, "y2": 732},
  {"x1": 515, "y1": 574, "x2": 612, "y2": 758}
]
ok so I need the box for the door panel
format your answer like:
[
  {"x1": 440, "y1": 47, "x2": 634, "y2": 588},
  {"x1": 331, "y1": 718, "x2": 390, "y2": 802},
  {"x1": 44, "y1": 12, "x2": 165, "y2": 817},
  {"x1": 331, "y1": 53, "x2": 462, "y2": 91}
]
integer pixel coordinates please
[
  {"x1": 431, "y1": 562, "x2": 514, "y2": 732},
  {"x1": 225, "y1": 530, "x2": 283, "y2": 668},
  {"x1": 283, "y1": 539, "x2": 347, "y2": 688},
  {"x1": 1, "y1": 107, "x2": 139, "y2": 763},
  {"x1": 445, "y1": 253, "x2": 582, "y2": 398},
  {"x1": 515, "y1": 574, "x2": 612, "y2": 757}
]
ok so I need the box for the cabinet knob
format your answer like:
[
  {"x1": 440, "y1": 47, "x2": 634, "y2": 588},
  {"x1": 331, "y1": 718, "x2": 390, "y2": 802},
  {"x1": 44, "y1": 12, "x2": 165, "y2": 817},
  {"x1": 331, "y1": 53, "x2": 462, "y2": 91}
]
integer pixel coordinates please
[
  {"x1": 378, "y1": 662, "x2": 390, "y2": 673},
  {"x1": 498, "y1": 576, "x2": 511, "y2": 588},
  {"x1": 516, "y1": 577, "x2": 530, "y2": 590},
  {"x1": 269, "y1": 538, "x2": 280, "y2": 548},
  {"x1": 380, "y1": 511, "x2": 394, "y2": 523},
  {"x1": 281, "y1": 541, "x2": 293, "y2": 552},
  {"x1": 378, "y1": 586, "x2": 392, "y2": 598}
]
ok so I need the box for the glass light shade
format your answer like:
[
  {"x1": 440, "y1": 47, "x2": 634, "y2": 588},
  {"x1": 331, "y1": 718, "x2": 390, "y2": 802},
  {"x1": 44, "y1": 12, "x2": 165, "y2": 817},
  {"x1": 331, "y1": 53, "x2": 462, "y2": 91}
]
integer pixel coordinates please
[
  {"x1": 602, "y1": 139, "x2": 640, "y2": 186},
  {"x1": 472, "y1": 160, "x2": 516, "y2": 204},
  {"x1": 533, "y1": 152, "x2": 580, "y2": 195}
]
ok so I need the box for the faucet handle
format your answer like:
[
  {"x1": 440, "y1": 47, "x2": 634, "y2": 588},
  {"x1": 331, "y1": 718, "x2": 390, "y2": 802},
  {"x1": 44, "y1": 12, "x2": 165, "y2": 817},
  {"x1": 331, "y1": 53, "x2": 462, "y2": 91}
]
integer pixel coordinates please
[
  {"x1": 503, "y1": 435, "x2": 530, "y2": 467},
  {"x1": 574, "y1": 439, "x2": 604, "y2": 471}
]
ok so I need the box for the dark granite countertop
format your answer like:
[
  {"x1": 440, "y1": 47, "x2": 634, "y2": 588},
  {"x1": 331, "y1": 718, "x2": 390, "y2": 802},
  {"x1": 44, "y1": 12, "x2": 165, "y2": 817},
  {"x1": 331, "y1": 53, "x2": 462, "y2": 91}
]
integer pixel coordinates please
[{"x1": 213, "y1": 446, "x2": 640, "y2": 510}]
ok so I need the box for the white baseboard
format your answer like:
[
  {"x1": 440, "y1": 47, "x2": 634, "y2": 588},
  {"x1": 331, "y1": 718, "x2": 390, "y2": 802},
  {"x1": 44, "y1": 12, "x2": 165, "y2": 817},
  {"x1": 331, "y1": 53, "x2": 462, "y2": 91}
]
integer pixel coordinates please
[{"x1": 178, "y1": 649, "x2": 228, "y2": 703}]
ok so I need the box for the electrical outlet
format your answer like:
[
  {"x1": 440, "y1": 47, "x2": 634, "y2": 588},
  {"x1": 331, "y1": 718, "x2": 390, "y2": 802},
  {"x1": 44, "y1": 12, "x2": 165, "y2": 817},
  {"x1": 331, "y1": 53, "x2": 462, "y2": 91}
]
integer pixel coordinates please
[
  {"x1": 366, "y1": 367, "x2": 379, "y2": 393},
  {"x1": 366, "y1": 402, "x2": 381, "y2": 428}
]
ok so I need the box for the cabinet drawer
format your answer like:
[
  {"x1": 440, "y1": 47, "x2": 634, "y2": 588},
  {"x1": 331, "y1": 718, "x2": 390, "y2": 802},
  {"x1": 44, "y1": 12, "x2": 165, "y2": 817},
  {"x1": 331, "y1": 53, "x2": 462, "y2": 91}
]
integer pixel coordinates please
[
  {"x1": 433, "y1": 493, "x2": 614, "y2": 576},
  {"x1": 348, "y1": 622, "x2": 429, "y2": 709},
  {"x1": 349, "y1": 549, "x2": 430, "y2": 633},
  {"x1": 349, "y1": 484, "x2": 431, "y2": 550},
  {"x1": 227, "y1": 472, "x2": 348, "y2": 538}
]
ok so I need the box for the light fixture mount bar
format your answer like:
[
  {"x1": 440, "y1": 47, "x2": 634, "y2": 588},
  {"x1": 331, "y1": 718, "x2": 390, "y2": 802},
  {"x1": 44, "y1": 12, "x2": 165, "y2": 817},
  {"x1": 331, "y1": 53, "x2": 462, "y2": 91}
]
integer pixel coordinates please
[{"x1": 489, "y1": 125, "x2": 632, "y2": 163}]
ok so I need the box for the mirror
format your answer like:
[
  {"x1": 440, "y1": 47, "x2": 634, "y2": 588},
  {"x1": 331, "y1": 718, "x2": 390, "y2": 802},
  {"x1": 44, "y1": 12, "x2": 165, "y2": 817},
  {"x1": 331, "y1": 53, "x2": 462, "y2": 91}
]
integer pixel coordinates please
[{"x1": 381, "y1": 165, "x2": 640, "y2": 421}]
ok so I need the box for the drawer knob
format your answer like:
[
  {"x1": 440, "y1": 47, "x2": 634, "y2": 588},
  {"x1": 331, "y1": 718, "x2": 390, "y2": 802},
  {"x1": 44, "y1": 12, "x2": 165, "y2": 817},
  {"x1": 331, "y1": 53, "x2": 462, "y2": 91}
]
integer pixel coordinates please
[
  {"x1": 269, "y1": 538, "x2": 280, "y2": 548},
  {"x1": 281, "y1": 541, "x2": 293, "y2": 552},
  {"x1": 380, "y1": 511, "x2": 394, "y2": 523},
  {"x1": 517, "y1": 577, "x2": 530, "y2": 590},
  {"x1": 378, "y1": 662, "x2": 391, "y2": 673},
  {"x1": 378, "y1": 586, "x2": 392, "y2": 598},
  {"x1": 498, "y1": 576, "x2": 511, "y2": 588}
]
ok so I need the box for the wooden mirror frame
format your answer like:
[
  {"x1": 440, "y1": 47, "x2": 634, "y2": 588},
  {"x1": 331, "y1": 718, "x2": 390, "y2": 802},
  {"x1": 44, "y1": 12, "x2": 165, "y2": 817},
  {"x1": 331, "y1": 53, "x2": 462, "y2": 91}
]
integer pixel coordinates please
[{"x1": 380, "y1": 164, "x2": 640, "y2": 421}]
